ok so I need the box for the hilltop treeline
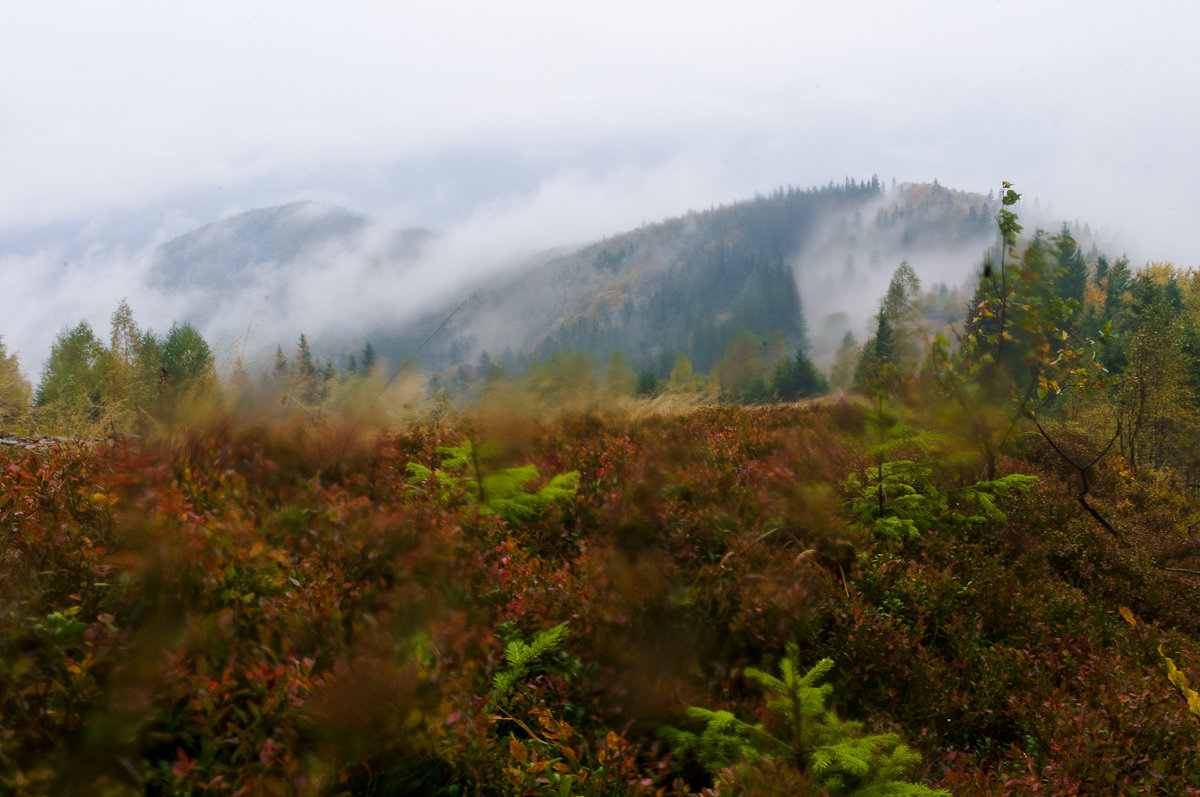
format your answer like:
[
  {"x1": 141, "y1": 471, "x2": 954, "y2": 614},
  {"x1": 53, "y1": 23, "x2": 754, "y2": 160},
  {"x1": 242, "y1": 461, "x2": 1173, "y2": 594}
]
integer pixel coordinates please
[
  {"x1": 0, "y1": 304, "x2": 393, "y2": 440},
  {"x1": 370, "y1": 179, "x2": 893, "y2": 378}
]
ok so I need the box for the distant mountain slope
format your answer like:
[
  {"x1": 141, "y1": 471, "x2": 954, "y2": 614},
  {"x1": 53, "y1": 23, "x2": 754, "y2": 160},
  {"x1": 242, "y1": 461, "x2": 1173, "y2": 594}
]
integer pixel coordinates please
[
  {"x1": 147, "y1": 201, "x2": 434, "y2": 340},
  {"x1": 149, "y1": 201, "x2": 369, "y2": 292},
  {"x1": 373, "y1": 180, "x2": 1001, "y2": 377},
  {"x1": 141, "y1": 182, "x2": 1008, "y2": 379}
]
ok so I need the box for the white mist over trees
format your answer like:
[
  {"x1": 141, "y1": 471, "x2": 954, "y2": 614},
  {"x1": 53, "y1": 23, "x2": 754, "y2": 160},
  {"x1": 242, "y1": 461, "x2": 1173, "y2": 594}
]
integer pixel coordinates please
[{"x1": 0, "y1": 176, "x2": 1180, "y2": 441}]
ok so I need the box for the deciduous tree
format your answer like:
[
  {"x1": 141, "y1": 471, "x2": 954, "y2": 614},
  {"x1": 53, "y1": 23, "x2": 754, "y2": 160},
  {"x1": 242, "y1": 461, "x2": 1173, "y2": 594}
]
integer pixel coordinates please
[
  {"x1": 36, "y1": 321, "x2": 111, "y2": 433},
  {"x1": 0, "y1": 337, "x2": 31, "y2": 430}
]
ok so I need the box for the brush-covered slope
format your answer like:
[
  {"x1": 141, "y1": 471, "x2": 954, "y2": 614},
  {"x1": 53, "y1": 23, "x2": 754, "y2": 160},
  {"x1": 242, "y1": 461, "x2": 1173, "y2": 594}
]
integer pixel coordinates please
[{"x1": 6, "y1": 405, "x2": 1200, "y2": 794}]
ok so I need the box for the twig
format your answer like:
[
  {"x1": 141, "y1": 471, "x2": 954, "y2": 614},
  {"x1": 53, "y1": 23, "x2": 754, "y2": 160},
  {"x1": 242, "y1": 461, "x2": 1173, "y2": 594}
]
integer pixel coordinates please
[
  {"x1": 490, "y1": 707, "x2": 550, "y2": 745},
  {"x1": 1157, "y1": 566, "x2": 1200, "y2": 577}
]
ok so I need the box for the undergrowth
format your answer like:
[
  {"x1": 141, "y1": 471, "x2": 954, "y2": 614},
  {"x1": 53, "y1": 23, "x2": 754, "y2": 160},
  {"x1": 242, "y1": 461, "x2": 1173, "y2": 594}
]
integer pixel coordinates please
[{"x1": 2, "y1": 405, "x2": 1200, "y2": 794}]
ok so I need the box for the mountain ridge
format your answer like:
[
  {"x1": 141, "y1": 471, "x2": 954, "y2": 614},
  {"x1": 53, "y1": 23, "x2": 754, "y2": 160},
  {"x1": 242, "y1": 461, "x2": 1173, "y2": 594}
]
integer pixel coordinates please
[{"x1": 140, "y1": 180, "x2": 1099, "y2": 384}]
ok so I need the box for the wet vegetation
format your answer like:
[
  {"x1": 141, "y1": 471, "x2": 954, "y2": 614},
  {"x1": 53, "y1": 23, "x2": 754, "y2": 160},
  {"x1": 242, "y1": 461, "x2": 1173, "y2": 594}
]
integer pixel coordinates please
[{"x1": 5, "y1": 186, "x2": 1200, "y2": 794}]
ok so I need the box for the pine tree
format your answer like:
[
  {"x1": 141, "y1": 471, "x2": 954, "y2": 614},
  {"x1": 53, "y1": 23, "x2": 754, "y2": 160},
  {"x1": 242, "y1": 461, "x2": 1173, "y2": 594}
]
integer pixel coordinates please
[
  {"x1": 272, "y1": 346, "x2": 290, "y2": 387},
  {"x1": 1094, "y1": 253, "x2": 1110, "y2": 287},
  {"x1": 361, "y1": 341, "x2": 377, "y2": 375},
  {"x1": 773, "y1": 349, "x2": 828, "y2": 401},
  {"x1": 162, "y1": 323, "x2": 214, "y2": 390},
  {"x1": 874, "y1": 310, "x2": 896, "y2": 369},
  {"x1": 662, "y1": 645, "x2": 948, "y2": 795},
  {"x1": 854, "y1": 309, "x2": 897, "y2": 396},
  {"x1": 1053, "y1": 224, "x2": 1088, "y2": 310}
]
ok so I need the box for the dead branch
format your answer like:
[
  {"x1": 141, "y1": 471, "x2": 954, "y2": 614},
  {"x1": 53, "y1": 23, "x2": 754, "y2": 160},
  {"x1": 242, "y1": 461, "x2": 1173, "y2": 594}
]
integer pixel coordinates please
[{"x1": 1033, "y1": 417, "x2": 1124, "y2": 542}]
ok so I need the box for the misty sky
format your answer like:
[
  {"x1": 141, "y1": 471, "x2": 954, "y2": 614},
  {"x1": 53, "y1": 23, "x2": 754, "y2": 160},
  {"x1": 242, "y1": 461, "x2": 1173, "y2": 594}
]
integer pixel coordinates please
[{"x1": 2, "y1": 0, "x2": 1199, "y2": 372}]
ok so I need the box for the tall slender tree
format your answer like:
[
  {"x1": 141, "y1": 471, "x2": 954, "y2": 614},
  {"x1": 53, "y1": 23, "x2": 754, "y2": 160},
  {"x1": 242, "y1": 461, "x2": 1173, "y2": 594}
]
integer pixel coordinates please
[{"x1": 0, "y1": 337, "x2": 31, "y2": 430}]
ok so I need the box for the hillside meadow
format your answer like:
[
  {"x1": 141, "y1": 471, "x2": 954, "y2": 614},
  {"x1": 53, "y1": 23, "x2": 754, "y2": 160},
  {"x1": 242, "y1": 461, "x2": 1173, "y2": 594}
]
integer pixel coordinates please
[
  {"x1": 3, "y1": 397, "x2": 1200, "y2": 795},
  {"x1": 7, "y1": 186, "x2": 1200, "y2": 794}
]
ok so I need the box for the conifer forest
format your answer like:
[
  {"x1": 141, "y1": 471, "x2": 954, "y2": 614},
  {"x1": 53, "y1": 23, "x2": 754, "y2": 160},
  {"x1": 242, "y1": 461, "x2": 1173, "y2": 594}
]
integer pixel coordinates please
[{"x1": 7, "y1": 183, "x2": 1200, "y2": 796}]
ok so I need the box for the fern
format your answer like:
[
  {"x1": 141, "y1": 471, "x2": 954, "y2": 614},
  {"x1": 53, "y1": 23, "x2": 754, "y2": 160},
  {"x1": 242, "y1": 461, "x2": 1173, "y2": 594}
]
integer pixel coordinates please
[{"x1": 663, "y1": 645, "x2": 949, "y2": 796}]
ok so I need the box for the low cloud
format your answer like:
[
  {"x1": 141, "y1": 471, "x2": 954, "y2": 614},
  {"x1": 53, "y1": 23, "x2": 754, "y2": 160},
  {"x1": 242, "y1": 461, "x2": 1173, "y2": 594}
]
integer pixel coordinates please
[
  {"x1": 0, "y1": 154, "x2": 784, "y2": 379},
  {"x1": 0, "y1": 242, "x2": 188, "y2": 381}
]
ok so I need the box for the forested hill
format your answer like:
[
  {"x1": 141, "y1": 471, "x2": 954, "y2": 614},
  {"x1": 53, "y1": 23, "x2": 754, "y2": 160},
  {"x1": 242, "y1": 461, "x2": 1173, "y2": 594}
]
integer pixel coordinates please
[
  {"x1": 138, "y1": 180, "x2": 1011, "y2": 388},
  {"x1": 370, "y1": 178, "x2": 1002, "y2": 380}
]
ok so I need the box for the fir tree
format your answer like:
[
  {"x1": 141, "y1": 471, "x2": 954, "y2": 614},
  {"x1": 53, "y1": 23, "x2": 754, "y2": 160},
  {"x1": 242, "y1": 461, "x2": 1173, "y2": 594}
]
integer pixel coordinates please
[
  {"x1": 361, "y1": 341, "x2": 377, "y2": 375},
  {"x1": 874, "y1": 310, "x2": 896, "y2": 369},
  {"x1": 294, "y1": 334, "x2": 321, "y2": 406},
  {"x1": 853, "y1": 309, "x2": 897, "y2": 395},
  {"x1": 1052, "y1": 224, "x2": 1088, "y2": 310},
  {"x1": 773, "y1": 349, "x2": 828, "y2": 401},
  {"x1": 162, "y1": 323, "x2": 214, "y2": 390},
  {"x1": 272, "y1": 346, "x2": 290, "y2": 384},
  {"x1": 662, "y1": 645, "x2": 948, "y2": 795}
]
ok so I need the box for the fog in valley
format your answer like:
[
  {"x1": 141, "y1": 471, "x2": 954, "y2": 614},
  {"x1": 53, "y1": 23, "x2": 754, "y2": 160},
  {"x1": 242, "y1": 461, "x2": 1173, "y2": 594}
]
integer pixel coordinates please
[{"x1": 2, "y1": 1, "x2": 1197, "y2": 383}]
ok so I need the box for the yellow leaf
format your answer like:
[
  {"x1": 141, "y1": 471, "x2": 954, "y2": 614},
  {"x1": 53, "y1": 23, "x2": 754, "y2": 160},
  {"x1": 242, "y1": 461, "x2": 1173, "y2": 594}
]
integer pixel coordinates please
[
  {"x1": 11, "y1": 657, "x2": 34, "y2": 681},
  {"x1": 1118, "y1": 605, "x2": 1136, "y2": 628},
  {"x1": 1160, "y1": 644, "x2": 1200, "y2": 721},
  {"x1": 509, "y1": 738, "x2": 528, "y2": 765}
]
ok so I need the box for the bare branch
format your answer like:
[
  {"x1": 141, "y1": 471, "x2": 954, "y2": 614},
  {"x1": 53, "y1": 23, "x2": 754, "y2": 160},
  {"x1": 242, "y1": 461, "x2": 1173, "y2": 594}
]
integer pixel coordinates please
[
  {"x1": 1033, "y1": 417, "x2": 1124, "y2": 542},
  {"x1": 1157, "y1": 566, "x2": 1200, "y2": 578}
]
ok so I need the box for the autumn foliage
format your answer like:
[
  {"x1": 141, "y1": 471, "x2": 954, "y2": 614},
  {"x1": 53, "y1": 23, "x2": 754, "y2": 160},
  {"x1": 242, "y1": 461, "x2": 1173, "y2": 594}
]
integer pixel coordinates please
[
  {"x1": 8, "y1": 183, "x2": 1200, "y2": 794},
  {"x1": 1, "y1": 398, "x2": 1200, "y2": 795}
]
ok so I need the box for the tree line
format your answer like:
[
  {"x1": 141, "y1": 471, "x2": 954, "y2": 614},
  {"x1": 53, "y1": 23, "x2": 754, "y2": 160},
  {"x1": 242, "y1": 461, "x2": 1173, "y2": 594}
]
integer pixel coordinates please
[
  {"x1": 842, "y1": 183, "x2": 1200, "y2": 490},
  {"x1": 6, "y1": 180, "x2": 1200, "y2": 468},
  {"x1": 0, "y1": 302, "x2": 386, "y2": 438}
]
